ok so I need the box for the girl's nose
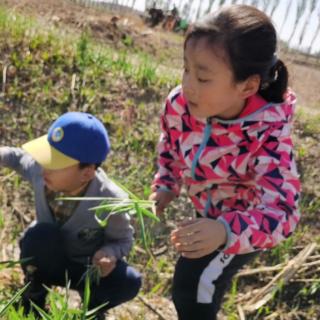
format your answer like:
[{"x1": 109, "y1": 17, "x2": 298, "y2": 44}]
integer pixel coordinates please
[{"x1": 182, "y1": 73, "x2": 196, "y2": 98}]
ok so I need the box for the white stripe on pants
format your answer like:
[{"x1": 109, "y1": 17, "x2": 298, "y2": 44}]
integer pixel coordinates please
[{"x1": 197, "y1": 252, "x2": 234, "y2": 303}]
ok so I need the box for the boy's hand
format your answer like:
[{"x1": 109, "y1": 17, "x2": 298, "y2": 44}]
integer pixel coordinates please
[
  {"x1": 170, "y1": 218, "x2": 227, "y2": 259},
  {"x1": 149, "y1": 189, "x2": 176, "y2": 215},
  {"x1": 92, "y1": 250, "x2": 116, "y2": 277}
]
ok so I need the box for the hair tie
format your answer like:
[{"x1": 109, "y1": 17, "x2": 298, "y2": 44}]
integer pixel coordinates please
[{"x1": 260, "y1": 54, "x2": 279, "y2": 90}]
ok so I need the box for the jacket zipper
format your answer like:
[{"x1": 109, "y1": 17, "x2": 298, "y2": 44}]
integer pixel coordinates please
[{"x1": 191, "y1": 118, "x2": 212, "y2": 181}]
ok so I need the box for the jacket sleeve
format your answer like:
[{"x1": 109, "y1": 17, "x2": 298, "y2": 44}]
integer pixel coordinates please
[
  {"x1": 99, "y1": 212, "x2": 134, "y2": 259},
  {"x1": 218, "y1": 123, "x2": 301, "y2": 254},
  {"x1": 0, "y1": 147, "x2": 38, "y2": 183},
  {"x1": 152, "y1": 99, "x2": 183, "y2": 196},
  {"x1": 96, "y1": 178, "x2": 134, "y2": 259}
]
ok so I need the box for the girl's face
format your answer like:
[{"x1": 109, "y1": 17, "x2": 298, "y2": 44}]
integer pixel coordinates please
[
  {"x1": 182, "y1": 37, "x2": 254, "y2": 120},
  {"x1": 42, "y1": 164, "x2": 95, "y2": 194}
]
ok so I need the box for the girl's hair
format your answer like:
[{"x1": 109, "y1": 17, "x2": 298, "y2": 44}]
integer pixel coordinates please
[{"x1": 185, "y1": 5, "x2": 288, "y2": 103}]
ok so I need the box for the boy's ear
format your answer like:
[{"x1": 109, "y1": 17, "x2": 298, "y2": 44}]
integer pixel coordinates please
[
  {"x1": 80, "y1": 165, "x2": 96, "y2": 182},
  {"x1": 239, "y1": 74, "x2": 261, "y2": 99}
]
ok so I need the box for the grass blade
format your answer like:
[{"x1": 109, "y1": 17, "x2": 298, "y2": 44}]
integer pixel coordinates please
[{"x1": 0, "y1": 283, "x2": 29, "y2": 317}]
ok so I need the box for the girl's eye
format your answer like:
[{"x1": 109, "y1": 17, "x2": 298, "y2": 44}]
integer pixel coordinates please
[{"x1": 198, "y1": 78, "x2": 210, "y2": 83}]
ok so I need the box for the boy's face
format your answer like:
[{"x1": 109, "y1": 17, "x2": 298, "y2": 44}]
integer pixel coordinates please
[{"x1": 42, "y1": 164, "x2": 95, "y2": 194}]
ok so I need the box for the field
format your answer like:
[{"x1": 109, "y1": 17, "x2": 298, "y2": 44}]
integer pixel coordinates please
[{"x1": 0, "y1": 0, "x2": 320, "y2": 319}]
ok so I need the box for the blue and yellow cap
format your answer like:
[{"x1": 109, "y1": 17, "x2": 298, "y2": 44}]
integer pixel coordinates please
[{"x1": 22, "y1": 112, "x2": 110, "y2": 170}]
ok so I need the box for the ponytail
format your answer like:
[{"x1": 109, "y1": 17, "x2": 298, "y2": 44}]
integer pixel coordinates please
[{"x1": 258, "y1": 59, "x2": 288, "y2": 103}]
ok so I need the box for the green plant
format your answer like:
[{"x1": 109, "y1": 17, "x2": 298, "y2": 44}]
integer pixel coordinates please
[
  {"x1": 0, "y1": 208, "x2": 4, "y2": 229},
  {"x1": 60, "y1": 179, "x2": 159, "y2": 251},
  {"x1": 122, "y1": 35, "x2": 133, "y2": 47},
  {"x1": 4, "y1": 267, "x2": 108, "y2": 319},
  {"x1": 270, "y1": 236, "x2": 294, "y2": 264},
  {"x1": 0, "y1": 258, "x2": 32, "y2": 270},
  {"x1": 76, "y1": 33, "x2": 91, "y2": 72},
  {"x1": 223, "y1": 278, "x2": 238, "y2": 320},
  {"x1": 135, "y1": 57, "x2": 157, "y2": 86},
  {"x1": 0, "y1": 284, "x2": 29, "y2": 317}
]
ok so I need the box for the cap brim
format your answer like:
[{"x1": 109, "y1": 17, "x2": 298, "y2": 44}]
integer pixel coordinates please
[{"x1": 22, "y1": 135, "x2": 79, "y2": 170}]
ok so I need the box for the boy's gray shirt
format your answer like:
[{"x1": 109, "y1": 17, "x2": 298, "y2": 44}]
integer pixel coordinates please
[{"x1": 0, "y1": 147, "x2": 134, "y2": 264}]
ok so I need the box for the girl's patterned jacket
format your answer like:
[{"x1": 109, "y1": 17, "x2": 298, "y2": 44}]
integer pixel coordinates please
[{"x1": 153, "y1": 85, "x2": 301, "y2": 254}]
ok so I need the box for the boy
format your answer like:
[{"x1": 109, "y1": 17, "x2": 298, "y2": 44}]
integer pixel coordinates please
[{"x1": 0, "y1": 112, "x2": 141, "y2": 319}]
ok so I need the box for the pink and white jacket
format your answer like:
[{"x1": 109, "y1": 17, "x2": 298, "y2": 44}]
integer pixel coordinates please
[{"x1": 153, "y1": 85, "x2": 301, "y2": 255}]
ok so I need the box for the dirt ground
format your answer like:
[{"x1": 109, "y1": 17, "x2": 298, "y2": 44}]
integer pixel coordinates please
[{"x1": 0, "y1": 0, "x2": 183, "y2": 61}]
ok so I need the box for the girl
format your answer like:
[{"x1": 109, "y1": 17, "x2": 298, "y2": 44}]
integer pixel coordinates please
[{"x1": 150, "y1": 5, "x2": 301, "y2": 320}]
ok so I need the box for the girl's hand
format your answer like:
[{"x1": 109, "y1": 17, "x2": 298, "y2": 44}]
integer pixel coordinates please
[
  {"x1": 149, "y1": 189, "x2": 176, "y2": 215},
  {"x1": 92, "y1": 250, "x2": 116, "y2": 277},
  {"x1": 171, "y1": 218, "x2": 227, "y2": 259}
]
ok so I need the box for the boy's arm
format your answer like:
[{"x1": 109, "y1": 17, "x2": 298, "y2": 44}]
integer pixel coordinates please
[
  {"x1": 0, "y1": 147, "x2": 38, "y2": 182},
  {"x1": 152, "y1": 99, "x2": 184, "y2": 196},
  {"x1": 99, "y1": 212, "x2": 134, "y2": 260},
  {"x1": 217, "y1": 123, "x2": 301, "y2": 254}
]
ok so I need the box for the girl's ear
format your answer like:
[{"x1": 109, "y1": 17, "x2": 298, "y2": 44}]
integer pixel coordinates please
[{"x1": 239, "y1": 74, "x2": 261, "y2": 99}]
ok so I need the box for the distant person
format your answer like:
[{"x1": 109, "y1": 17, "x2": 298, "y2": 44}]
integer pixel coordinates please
[
  {"x1": 162, "y1": 5, "x2": 180, "y2": 31},
  {"x1": 0, "y1": 112, "x2": 141, "y2": 319},
  {"x1": 150, "y1": 5, "x2": 300, "y2": 320},
  {"x1": 171, "y1": 5, "x2": 178, "y2": 18},
  {"x1": 146, "y1": 2, "x2": 164, "y2": 27}
]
